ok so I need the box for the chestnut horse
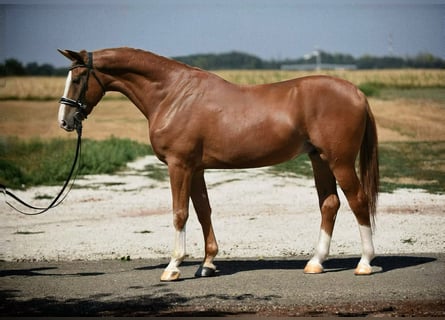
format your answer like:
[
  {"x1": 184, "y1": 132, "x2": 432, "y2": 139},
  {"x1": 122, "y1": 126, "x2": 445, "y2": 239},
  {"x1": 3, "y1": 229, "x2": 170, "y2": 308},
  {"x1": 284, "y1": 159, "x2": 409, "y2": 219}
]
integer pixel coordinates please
[{"x1": 58, "y1": 47, "x2": 379, "y2": 281}]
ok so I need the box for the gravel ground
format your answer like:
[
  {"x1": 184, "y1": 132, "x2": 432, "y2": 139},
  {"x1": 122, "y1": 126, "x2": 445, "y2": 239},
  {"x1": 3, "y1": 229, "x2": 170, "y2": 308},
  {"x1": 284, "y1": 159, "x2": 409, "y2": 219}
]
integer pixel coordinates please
[{"x1": 1, "y1": 155, "x2": 444, "y2": 262}]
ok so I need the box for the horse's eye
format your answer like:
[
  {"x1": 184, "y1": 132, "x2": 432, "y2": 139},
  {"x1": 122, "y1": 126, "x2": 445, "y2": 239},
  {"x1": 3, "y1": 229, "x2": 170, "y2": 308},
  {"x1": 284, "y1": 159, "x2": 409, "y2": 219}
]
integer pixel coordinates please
[{"x1": 72, "y1": 78, "x2": 81, "y2": 84}]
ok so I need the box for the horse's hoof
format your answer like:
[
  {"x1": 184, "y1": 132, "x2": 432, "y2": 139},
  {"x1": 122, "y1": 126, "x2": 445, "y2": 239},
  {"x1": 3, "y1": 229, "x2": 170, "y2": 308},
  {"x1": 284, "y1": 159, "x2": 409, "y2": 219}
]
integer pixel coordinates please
[
  {"x1": 160, "y1": 270, "x2": 181, "y2": 281},
  {"x1": 303, "y1": 262, "x2": 324, "y2": 274},
  {"x1": 195, "y1": 265, "x2": 216, "y2": 277},
  {"x1": 354, "y1": 263, "x2": 372, "y2": 275}
]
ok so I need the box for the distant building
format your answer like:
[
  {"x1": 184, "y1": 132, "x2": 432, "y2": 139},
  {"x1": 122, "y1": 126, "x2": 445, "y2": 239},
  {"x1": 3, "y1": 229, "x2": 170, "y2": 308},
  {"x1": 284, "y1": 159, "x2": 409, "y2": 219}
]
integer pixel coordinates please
[{"x1": 280, "y1": 63, "x2": 357, "y2": 71}]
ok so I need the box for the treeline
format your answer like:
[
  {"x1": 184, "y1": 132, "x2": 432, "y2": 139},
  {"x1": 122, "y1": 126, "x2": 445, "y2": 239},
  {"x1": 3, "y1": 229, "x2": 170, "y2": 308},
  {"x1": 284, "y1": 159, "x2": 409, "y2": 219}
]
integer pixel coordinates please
[
  {"x1": 0, "y1": 59, "x2": 69, "y2": 76},
  {"x1": 175, "y1": 51, "x2": 445, "y2": 70},
  {"x1": 1, "y1": 51, "x2": 444, "y2": 76}
]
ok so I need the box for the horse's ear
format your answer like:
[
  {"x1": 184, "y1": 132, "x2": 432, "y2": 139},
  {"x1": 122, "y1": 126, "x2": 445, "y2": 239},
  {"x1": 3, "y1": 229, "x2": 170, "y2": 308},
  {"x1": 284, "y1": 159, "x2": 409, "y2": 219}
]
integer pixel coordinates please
[{"x1": 57, "y1": 49, "x2": 84, "y2": 63}]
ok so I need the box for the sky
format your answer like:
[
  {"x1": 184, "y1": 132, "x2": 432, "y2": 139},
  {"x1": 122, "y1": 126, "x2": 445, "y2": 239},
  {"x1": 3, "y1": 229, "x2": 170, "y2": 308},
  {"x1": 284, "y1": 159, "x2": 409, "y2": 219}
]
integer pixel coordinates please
[{"x1": 1, "y1": 0, "x2": 444, "y2": 67}]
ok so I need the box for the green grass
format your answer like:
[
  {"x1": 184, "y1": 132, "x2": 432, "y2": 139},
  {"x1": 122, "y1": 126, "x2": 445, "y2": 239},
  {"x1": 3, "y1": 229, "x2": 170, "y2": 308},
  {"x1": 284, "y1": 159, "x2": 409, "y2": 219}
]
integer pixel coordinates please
[
  {"x1": 358, "y1": 82, "x2": 386, "y2": 97},
  {"x1": 269, "y1": 154, "x2": 313, "y2": 178},
  {"x1": 269, "y1": 141, "x2": 444, "y2": 194},
  {"x1": 143, "y1": 163, "x2": 169, "y2": 181},
  {"x1": 379, "y1": 87, "x2": 445, "y2": 103},
  {"x1": 378, "y1": 141, "x2": 444, "y2": 194},
  {"x1": 0, "y1": 136, "x2": 152, "y2": 189},
  {"x1": 1, "y1": 138, "x2": 443, "y2": 194},
  {"x1": 358, "y1": 83, "x2": 445, "y2": 100}
]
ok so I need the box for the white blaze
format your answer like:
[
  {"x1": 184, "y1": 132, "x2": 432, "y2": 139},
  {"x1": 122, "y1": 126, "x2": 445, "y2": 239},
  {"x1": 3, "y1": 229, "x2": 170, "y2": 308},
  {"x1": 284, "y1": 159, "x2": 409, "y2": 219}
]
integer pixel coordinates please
[{"x1": 58, "y1": 70, "x2": 72, "y2": 125}]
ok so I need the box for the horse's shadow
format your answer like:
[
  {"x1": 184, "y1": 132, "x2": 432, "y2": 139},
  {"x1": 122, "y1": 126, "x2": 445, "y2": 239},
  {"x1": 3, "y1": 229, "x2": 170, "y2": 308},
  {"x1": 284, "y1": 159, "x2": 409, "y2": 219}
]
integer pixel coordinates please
[
  {"x1": 136, "y1": 255, "x2": 437, "y2": 278},
  {"x1": 0, "y1": 267, "x2": 105, "y2": 278}
]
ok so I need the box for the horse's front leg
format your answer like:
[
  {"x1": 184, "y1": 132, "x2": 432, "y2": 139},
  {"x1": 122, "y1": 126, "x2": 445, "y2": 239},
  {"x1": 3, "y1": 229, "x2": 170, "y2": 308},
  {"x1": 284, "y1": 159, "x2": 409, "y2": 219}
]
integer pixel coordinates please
[
  {"x1": 191, "y1": 170, "x2": 218, "y2": 277},
  {"x1": 160, "y1": 162, "x2": 193, "y2": 282}
]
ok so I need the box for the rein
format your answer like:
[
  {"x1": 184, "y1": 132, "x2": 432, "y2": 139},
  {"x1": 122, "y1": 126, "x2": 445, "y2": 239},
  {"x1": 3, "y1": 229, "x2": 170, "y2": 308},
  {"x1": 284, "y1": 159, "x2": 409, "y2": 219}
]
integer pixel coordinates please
[
  {"x1": 1, "y1": 124, "x2": 83, "y2": 215},
  {"x1": 1, "y1": 52, "x2": 102, "y2": 215}
]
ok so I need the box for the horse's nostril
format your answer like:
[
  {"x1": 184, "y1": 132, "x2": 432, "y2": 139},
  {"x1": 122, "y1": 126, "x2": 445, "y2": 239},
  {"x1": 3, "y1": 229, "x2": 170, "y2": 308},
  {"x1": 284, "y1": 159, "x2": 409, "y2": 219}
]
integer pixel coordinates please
[{"x1": 60, "y1": 120, "x2": 67, "y2": 128}]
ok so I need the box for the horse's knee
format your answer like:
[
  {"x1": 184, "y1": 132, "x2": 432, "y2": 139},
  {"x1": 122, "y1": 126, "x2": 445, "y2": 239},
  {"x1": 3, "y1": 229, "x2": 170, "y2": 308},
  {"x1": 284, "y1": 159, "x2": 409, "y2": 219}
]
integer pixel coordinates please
[{"x1": 173, "y1": 209, "x2": 189, "y2": 230}]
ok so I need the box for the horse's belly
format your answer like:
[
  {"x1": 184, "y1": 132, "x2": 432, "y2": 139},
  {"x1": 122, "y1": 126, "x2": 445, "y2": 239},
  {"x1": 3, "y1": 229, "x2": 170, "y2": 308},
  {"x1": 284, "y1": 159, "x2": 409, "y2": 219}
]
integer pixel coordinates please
[{"x1": 202, "y1": 132, "x2": 308, "y2": 169}]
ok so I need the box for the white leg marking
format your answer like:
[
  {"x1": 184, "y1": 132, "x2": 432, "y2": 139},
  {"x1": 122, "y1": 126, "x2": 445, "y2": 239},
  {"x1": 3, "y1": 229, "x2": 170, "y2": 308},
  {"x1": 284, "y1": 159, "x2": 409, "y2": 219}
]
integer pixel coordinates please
[
  {"x1": 161, "y1": 228, "x2": 186, "y2": 281},
  {"x1": 311, "y1": 229, "x2": 331, "y2": 264},
  {"x1": 305, "y1": 230, "x2": 331, "y2": 273},
  {"x1": 165, "y1": 228, "x2": 186, "y2": 272},
  {"x1": 355, "y1": 225, "x2": 375, "y2": 275}
]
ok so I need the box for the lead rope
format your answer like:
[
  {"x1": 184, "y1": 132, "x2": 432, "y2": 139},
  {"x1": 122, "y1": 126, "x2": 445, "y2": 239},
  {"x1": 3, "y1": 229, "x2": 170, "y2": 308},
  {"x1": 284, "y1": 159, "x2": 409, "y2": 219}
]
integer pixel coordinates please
[{"x1": 1, "y1": 124, "x2": 83, "y2": 215}]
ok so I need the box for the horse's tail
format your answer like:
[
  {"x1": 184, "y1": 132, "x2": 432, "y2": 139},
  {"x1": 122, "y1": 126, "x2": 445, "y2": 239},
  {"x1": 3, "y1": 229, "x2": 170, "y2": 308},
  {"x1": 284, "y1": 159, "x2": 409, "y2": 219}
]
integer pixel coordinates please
[{"x1": 360, "y1": 99, "x2": 379, "y2": 228}]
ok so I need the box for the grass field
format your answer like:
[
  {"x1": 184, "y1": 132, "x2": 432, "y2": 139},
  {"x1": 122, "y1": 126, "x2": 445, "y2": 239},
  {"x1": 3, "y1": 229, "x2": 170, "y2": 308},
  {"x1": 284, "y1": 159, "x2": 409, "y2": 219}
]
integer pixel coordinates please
[
  {"x1": 0, "y1": 69, "x2": 444, "y2": 192},
  {"x1": 270, "y1": 141, "x2": 444, "y2": 194},
  {"x1": 0, "y1": 137, "x2": 151, "y2": 188}
]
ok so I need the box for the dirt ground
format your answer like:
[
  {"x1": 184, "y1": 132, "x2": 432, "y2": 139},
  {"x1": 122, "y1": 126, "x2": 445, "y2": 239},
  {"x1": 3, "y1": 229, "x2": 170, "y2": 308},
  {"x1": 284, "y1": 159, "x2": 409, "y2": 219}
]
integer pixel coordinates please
[
  {"x1": 1, "y1": 157, "x2": 444, "y2": 316},
  {"x1": 1, "y1": 254, "x2": 444, "y2": 317}
]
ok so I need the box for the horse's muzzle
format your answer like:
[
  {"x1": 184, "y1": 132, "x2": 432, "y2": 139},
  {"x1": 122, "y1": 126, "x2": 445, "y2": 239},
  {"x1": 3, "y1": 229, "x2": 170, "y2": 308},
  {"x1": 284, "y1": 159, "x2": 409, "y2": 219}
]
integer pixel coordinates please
[{"x1": 59, "y1": 119, "x2": 75, "y2": 132}]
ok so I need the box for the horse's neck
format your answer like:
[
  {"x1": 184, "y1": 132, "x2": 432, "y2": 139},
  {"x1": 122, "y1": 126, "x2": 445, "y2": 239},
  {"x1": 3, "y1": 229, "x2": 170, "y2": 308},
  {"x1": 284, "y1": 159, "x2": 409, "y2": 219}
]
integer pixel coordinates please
[{"x1": 96, "y1": 48, "x2": 183, "y2": 119}]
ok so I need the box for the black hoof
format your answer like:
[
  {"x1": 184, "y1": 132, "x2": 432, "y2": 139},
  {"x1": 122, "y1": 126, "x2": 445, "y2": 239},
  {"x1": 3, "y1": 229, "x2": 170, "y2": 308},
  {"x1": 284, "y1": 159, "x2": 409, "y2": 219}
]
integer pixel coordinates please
[{"x1": 195, "y1": 265, "x2": 216, "y2": 277}]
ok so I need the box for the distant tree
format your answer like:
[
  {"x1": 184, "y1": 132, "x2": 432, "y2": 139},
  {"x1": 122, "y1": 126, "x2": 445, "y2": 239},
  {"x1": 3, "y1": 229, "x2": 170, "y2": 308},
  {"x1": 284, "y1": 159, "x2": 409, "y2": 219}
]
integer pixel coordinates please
[
  {"x1": 54, "y1": 67, "x2": 70, "y2": 76},
  {"x1": 407, "y1": 53, "x2": 445, "y2": 68},
  {"x1": 38, "y1": 63, "x2": 55, "y2": 76},
  {"x1": 25, "y1": 62, "x2": 54, "y2": 75},
  {"x1": 356, "y1": 55, "x2": 375, "y2": 69},
  {"x1": 357, "y1": 55, "x2": 404, "y2": 69},
  {"x1": 175, "y1": 51, "x2": 263, "y2": 69},
  {"x1": 25, "y1": 62, "x2": 39, "y2": 75},
  {"x1": 4, "y1": 59, "x2": 26, "y2": 75}
]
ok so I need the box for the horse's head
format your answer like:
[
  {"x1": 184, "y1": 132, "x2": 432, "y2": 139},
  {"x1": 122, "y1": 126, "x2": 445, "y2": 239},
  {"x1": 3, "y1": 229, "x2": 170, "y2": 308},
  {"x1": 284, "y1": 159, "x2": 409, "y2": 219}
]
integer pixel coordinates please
[{"x1": 58, "y1": 49, "x2": 106, "y2": 132}]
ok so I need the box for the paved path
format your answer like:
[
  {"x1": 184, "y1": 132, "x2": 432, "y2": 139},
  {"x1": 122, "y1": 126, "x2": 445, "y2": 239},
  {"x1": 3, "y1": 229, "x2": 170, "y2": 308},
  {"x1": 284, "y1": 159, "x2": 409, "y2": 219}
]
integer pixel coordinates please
[{"x1": 1, "y1": 253, "x2": 444, "y2": 316}]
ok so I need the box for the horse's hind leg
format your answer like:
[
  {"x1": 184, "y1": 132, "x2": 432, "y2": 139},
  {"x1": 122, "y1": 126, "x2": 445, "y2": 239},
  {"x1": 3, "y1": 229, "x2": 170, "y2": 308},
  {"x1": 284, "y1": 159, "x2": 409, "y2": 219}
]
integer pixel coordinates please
[
  {"x1": 304, "y1": 151, "x2": 340, "y2": 274},
  {"x1": 191, "y1": 170, "x2": 218, "y2": 277},
  {"x1": 333, "y1": 164, "x2": 375, "y2": 275}
]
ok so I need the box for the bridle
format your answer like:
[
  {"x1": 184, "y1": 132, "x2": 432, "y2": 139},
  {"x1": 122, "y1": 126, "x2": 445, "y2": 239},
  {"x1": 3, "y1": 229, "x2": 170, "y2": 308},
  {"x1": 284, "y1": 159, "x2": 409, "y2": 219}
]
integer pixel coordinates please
[{"x1": 59, "y1": 52, "x2": 106, "y2": 127}]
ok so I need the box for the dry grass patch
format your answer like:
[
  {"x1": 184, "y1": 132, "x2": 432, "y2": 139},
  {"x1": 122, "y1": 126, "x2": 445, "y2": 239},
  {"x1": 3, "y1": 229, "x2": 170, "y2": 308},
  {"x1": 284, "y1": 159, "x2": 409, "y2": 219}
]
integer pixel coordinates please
[
  {"x1": 0, "y1": 100, "x2": 148, "y2": 143},
  {"x1": 215, "y1": 69, "x2": 445, "y2": 87},
  {"x1": 370, "y1": 98, "x2": 445, "y2": 141}
]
